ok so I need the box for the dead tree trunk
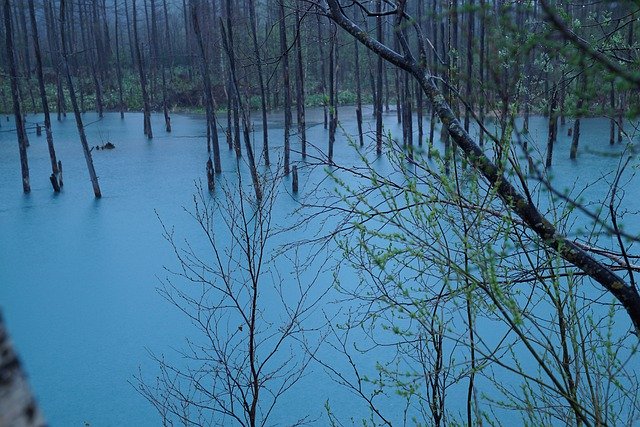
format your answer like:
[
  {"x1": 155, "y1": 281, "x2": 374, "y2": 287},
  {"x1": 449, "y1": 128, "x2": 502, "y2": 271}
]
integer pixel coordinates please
[
  {"x1": 478, "y1": 0, "x2": 486, "y2": 146},
  {"x1": 316, "y1": 14, "x2": 328, "y2": 130},
  {"x1": 225, "y1": 0, "x2": 241, "y2": 157},
  {"x1": 545, "y1": 84, "x2": 558, "y2": 169},
  {"x1": 4, "y1": 0, "x2": 30, "y2": 193},
  {"x1": 375, "y1": 0, "x2": 383, "y2": 156},
  {"x1": 279, "y1": 0, "x2": 291, "y2": 175},
  {"x1": 192, "y1": 0, "x2": 221, "y2": 174},
  {"x1": 353, "y1": 8, "x2": 364, "y2": 148},
  {"x1": 428, "y1": 0, "x2": 437, "y2": 156},
  {"x1": 115, "y1": 0, "x2": 125, "y2": 119},
  {"x1": 570, "y1": 71, "x2": 586, "y2": 160},
  {"x1": 248, "y1": 0, "x2": 269, "y2": 165},
  {"x1": 609, "y1": 82, "x2": 615, "y2": 145},
  {"x1": 44, "y1": 0, "x2": 66, "y2": 121},
  {"x1": 464, "y1": 0, "x2": 474, "y2": 132},
  {"x1": 295, "y1": 5, "x2": 307, "y2": 159},
  {"x1": 60, "y1": 0, "x2": 102, "y2": 198},
  {"x1": 221, "y1": 20, "x2": 263, "y2": 202},
  {"x1": 151, "y1": 0, "x2": 171, "y2": 132},
  {"x1": 133, "y1": 0, "x2": 153, "y2": 138},
  {"x1": 28, "y1": 0, "x2": 60, "y2": 191},
  {"x1": 328, "y1": 22, "x2": 337, "y2": 164}
]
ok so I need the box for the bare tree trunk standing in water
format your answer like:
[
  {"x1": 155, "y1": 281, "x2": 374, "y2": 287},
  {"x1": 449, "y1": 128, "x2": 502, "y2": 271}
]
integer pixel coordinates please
[
  {"x1": 221, "y1": 20, "x2": 263, "y2": 202},
  {"x1": 279, "y1": 0, "x2": 291, "y2": 175},
  {"x1": 545, "y1": 84, "x2": 558, "y2": 169},
  {"x1": 609, "y1": 82, "x2": 616, "y2": 145},
  {"x1": 0, "y1": 312, "x2": 46, "y2": 427},
  {"x1": 328, "y1": 21, "x2": 338, "y2": 164},
  {"x1": 295, "y1": 5, "x2": 307, "y2": 159},
  {"x1": 316, "y1": 14, "x2": 328, "y2": 130},
  {"x1": 248, "y1": 0, "x2": 270, "y2": 165},
  {"x1": 133, "y1": 0, "x2": 153, "y2": 138},
  {"x1": 4, "y1": 0, "x2": 30, "y2": 193},
  {"x1": 150, "y1": 0, "x2": 171, "y2": 132},
  {"x1": 60, "y1": 0, "x2": 102, "y2": 198},
  {"x1": 570, "y1": 69, "x2": 586, "y2": 160},
  {"x1": 191, "y1": 0, "x2": 221, "y2": 174},
  {"x1": 115, "y1": 0, "x2": 125, "y2": 119},
  {"x1": 44, "y1": 0, "x2": 66, "y2": 121},
  {"x1": 464, "y1": 0, "x2": 474, "y2": 133},
  {"x1": 375, "y1": 0, "x2": 383, "y2": 156},
  {"x1": 353, "y1": 8, "x2": 364, "y2": 148},
  {"x1": 28, "y1": 0, "x2": 61, "y2": 191}
]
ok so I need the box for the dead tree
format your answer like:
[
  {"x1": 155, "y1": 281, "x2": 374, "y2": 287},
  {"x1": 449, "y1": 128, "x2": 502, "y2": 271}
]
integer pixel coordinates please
[
  {"x1": 28, "y1": 0, "x2": 61, "y2": 191},
  {"x1": 60, "y1": 0, "x2": 102, "y2": 198},
  {"x1": 375, "y1": 0, "x2": 383, "y2": 156},
  {"x1": 248, "y1": 0, "x2": 270, "y2": 165},
  {"x1": 570, "y1": 70, "x2": 586, "y2": 160},
  {"x1": 328, "y1": 21, "x2": 337, "y2": 164},
  {"x1": 221, "y1": 20, "x2": 263, "y2": 202},
  {"x1": 133, "y1": 0, "x2": 153, "y2": 138},
  {"x1": 279, "y1": 0, "x2": 292, "y2": 175},
  {"x1": 4, "y1": 0, "x2": 30, "y2": 193},
  {"x1": 545, "y1": 84, "x2": 558, "y2": 169},
  {"x1": 191, "y1": 0, "x2": 222, "y2": 174},
  {"x1": 115, "y1": 0, "x2": 125, "y2": 118},
  {"x1": 295, "y1": 5, "x2": 307, "y2": 159}
]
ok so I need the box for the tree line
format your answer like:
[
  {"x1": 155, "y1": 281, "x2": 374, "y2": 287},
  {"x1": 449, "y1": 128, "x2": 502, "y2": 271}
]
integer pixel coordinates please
[{"x1": 2, "y1": 0, "x2": 639, "y2": 195}]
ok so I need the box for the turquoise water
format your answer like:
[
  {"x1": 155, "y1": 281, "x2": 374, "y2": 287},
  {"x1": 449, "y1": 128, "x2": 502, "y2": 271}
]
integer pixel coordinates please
[{"x1": 0, "y1": 107, "x2": 637, "y2": 425}]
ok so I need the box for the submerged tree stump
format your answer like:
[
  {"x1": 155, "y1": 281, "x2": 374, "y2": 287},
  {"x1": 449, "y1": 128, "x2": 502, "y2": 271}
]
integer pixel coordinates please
[
  {"x1": 206, "y1": 158, "x2": 214, "y2": 192},
  {"x1": 0, "y1": 313, "x2": 46, "y2": 427},
  {"x1": 292, "y1": 165, "x2": 299, "y2": 193}
]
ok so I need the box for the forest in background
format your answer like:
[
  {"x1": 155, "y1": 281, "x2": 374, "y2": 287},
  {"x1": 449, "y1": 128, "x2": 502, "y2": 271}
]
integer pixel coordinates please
[{"x1": 2, "y1": 0, "x2": 638, "y2": 130}]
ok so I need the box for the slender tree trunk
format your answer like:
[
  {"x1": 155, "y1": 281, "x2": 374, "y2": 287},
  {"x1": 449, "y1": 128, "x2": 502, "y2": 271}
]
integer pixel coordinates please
[
  {"x1": 375, "y1": 0, "x2": 383, "y2": 156},
  {"x1": 226, "y1": 0, "x2": 241, "y2": 157},
  {"x1": 18, "y1": 1, "x2": 37, "y2": 112},
  {"x1": 478, "y1": 0, "x2": 486, "y2": 146},
  {"x1": 279, "y1": 0, "x2": 291, "y2": 175},
  {"x1": 28, "y1": 0, "x2": 60, "y2": 191},
  {"x1": 44, "y1": 0, "x2": 66, "y2": 120},
  {"x1": 4, "y1": 0, "x2": 30, "y2": 193},
  {"x1": 192, "y1": 0, "x2": 221, "y2": 174},
  {"x1": 151, "y1": 0, "x2": 171, "y2": 132},
  {"x1": 354, "y1": 37, "x2": 364, "y2": 148},
  {"x1": 221, "y1": 20, "x2": 262, "y2": 202},
  {"x1": 545, "y1": 84, "x2": 558, "y2": 169},
  {"x1": 428, "y1": 0, "x2": 438, "y2": 156},
  {"x1": 328, "y1": 22, "x2": 337, "y2": 164},
  {"x1": 295, "y1": 5, "x2": 307, "y2": 159},
  {"x1": 394, "y1": 36, "x2": 402, "y2": 124},
  {"x1": 115, "y1": 0, "x2": 125, "y2": 118},
  {"x1": 570, "y1": 71, "x2": 586, "y2": 160},
  {"x1": 610, "y1": 82, "x2": 615, "y2": 145},
  {"x1": 60, "y1": 0, "x2": 102, "y2": 198},
  {"x1": 617, "y1": 93, "x2": 624, "y2": 143},
  {"x1": 81, "y1": 3, "x2": 104, "y2": 118},
  {"x1": 248, "y1": 0, "x2": 269, "y2": 165},
  {"x1": 464, "y1": 0, "x2": 474, "y2": 133},
  {"x1": 124, "y1": 0, "x2": 136, "y2": 65},
  {"x1": 133, "y1": 0, "x2": 153, "y2": 138},
  {"x1": 316, "y1": 14, "x2": 328, "y2": 130}
]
